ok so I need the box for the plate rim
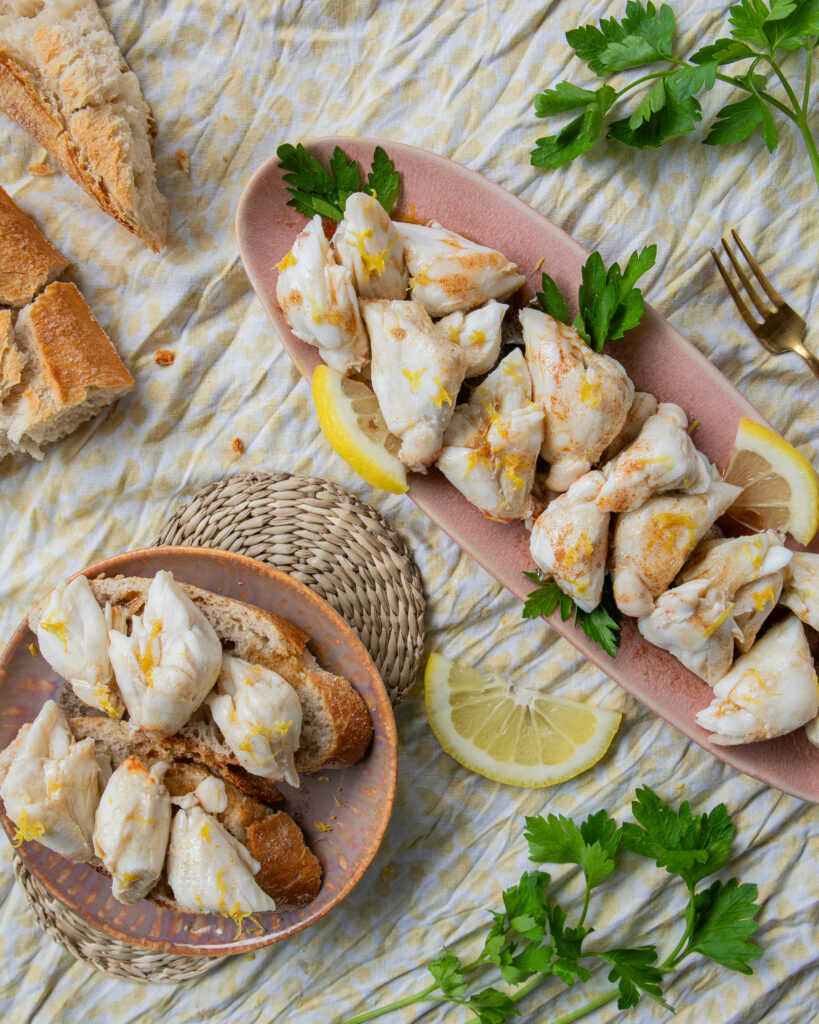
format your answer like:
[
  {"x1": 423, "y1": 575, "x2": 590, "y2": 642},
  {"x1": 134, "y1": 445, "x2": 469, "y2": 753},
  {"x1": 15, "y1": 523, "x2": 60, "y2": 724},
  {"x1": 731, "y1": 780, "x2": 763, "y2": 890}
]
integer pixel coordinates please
[{"x1": 0, "y1": 545, "x2": 398, "y2": 955}]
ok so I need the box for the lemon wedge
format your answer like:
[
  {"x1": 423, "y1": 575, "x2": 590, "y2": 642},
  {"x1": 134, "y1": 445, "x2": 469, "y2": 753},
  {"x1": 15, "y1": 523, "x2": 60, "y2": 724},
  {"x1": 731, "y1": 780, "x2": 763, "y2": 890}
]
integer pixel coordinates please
[
  {"x1": 723, "y1": 418, "x2": 819, "y2": 545},
  {"x1": 424, "y1": 653, "x2": 621, "y2": 787},
  {"x1": 311, "y1": 365, "x2": 407, "y2": 494}
]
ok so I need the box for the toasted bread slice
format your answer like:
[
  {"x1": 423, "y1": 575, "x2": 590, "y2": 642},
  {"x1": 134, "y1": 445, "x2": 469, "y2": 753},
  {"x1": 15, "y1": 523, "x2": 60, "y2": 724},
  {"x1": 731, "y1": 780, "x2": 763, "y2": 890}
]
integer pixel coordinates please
[
  {"x1": 0, "y1": 281, "x2": 134, "y2": 456},
  {"x1": 0, "y1": 185, "x2": 69, "y2": 307},
  {"x1": 29, "y1": 573, "x2": 375, "y2": 774},
  {"x1": 71, "y1": 716, "x2": 322, "y2": 911},
  {"x1": 0, "y1": 0, "x2": 168, "y2": 250}
]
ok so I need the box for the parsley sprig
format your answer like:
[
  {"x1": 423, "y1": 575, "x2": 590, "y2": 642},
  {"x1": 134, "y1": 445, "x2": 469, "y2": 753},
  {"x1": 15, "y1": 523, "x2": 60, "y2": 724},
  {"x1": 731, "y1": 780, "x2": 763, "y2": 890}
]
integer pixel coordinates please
[
  {"x1": 276, "y1": 143, "x2": 400, "y2": 221},
  {"x1": 531, "y1": 1, "x2": 819, "y2": 194},
  {"x1": 336, "y1": 788, "x2": 762, "y2": 1024},
  {"x1": 533, "y1": 246, "x2": 656, "y2": 353},
  {"x1": 522, "y1": 572, "x2": 622, "y2": 658}
]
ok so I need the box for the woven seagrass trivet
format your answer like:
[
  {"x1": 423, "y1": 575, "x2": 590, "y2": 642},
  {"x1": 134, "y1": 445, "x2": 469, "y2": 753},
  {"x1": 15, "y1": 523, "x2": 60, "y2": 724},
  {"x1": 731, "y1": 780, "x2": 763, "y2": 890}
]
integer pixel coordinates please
[
  {"x1": 154, "y1": 470, "x2": 426, "y2": 704},
  {"x1": 13, "y1": 857, "x2": 215, "y2": 983}
]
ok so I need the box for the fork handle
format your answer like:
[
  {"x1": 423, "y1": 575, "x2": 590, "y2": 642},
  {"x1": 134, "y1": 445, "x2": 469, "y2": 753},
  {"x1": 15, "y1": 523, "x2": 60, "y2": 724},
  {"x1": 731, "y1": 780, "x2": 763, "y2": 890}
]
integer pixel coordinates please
[{"x1": 791, "y1": 342, "x2": 819, "y2": 380}]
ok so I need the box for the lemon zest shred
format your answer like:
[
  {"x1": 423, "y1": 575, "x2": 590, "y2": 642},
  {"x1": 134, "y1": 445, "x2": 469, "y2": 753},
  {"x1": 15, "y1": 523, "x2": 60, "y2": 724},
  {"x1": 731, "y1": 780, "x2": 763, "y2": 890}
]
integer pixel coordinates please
[
  {"x1": 402, "y1": 367, "x2": 425, "y2": 393},
  {"x1": 701, "y1": 603, "x2": 735, "y2": 639},
  {"x1": 39, "y1": 617, "x2": 68, "y2": 652},
  {"x1": 12, "y1": 808, "x2": 45, "y2": 847},
  {"x1": 275, "y1": 250, "x2": 297, "y2": 273}
]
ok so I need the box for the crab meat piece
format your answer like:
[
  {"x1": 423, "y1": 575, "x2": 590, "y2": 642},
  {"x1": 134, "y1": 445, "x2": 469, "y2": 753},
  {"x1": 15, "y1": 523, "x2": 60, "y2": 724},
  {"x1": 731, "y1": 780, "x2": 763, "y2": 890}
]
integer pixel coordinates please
[
  {"x1": 637, "y1": 579, "x2": 736, "y2": 684},
  {"x1": 437, "y1": 300, "x2": 508, "y2": 378},
  {"x1": 781, "y1": 551, "x2": 819, "y2": 631},
  {"x1": 529, "y1": 471, "x2": 610, "y2": 613},
  {"x1": 207, "y1": 654, "x2": 302, "y2": 787},
  {"x1": 437, "y1": 350, "x2": 544, "y2": 521},
  {"x1": 0, "y1": 700, "x2": 100, "y2": 861},
  {"x1": 93, "y1": 757, "x2": 171, "y2": 904},
  {"x1": 361, "y1": 299, "x2": 467, "y2": 471},
  {"x1": 695, "y1": 616, "x2": 819, "y2": 745},
  {"x1": 396, "y1": 221, "x2": 526, "y2": 317},
  {"x1": 600, "y1": 391, "x2": 659, "y2": 463},
  {"x1": 611, "y1": 477, "x2": 742, "y2": 617},
  {"x1": 107, "y1": 571, "x2": 223, "y2": 739},
  {"x1": 520, "y1": 308, "x2": 633, "y2": 493},
  {"x1": 167, "y1": 780, "x2": 276, "y2": 920},
  {"x1": 332, "y1": 192, "x2": 408, "y2": 300},
  {"x1": 36, "y1": 574, "x2": 123, "y2": 718},
  {"x1": 597, "y1": 403, "x2": 712, "y2": 512},
  {"x1": 676, "y1": 530, "x2": 792, "y2": 653},
  {"x1": 276, "y1": 214, "x2": 369, "y2": 373}
]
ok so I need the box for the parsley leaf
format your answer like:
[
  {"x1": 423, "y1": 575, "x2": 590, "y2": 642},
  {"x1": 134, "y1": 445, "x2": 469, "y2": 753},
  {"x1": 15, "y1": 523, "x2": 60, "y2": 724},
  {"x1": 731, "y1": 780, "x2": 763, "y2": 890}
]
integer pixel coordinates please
[
  {"x1": 567, "y1": 2, "x2": 676, "y2": 74},
  {"x1": 522, "y1": 574, "x2": 623, "y2": 658},
  {"x1": 531, "y1": 88, "x2": 616, "y2": 169},
  {"x1": 690, "y1": 38, "x2": 758, "y2": 64},
  {"x1": 704, "y1": 94, "x2": 779, "y2": 151},
  {"x1": 608, "y1": 74, "x2": 704, "y2": 148},
  {"x1": 600, "y1": 946, "x2": 671, "y2": 1011},
  {"x1": 276, "y1": 143, "x2": 400, "y2": 221},
  {"x1": 771, "y1": 0, "x2": 819, "y2": 51},
  {"x1": 534, "y1": 82, "x2": 603, "y2": 115},
  {"x1": 428, "y1": 948, "x2": 468, "y2": 996},
  {"x1": 467, "y1": 988, "x2": 518, "y2": 1024},
  {"x1": 689, "y1": 879, "x2": 763, "y2": 973},
  {"x1": 620, "y1": 787, "x2": 734, "y2": 888},
  {"x1": 366, "y1": 146, "x2": 400, "y2": 214},
  {"x1": 534, "y1": 273, "x2": 570, "y2": 324},
  {"x1": 525, "y1": 809, "x2": 621, "y2": 888},
  {"x1": 546, "y1": 905, "x2": 591, "y2": 985},
  {"x1": 574, "y1": 246, "x2": 657, "y2": 349}
]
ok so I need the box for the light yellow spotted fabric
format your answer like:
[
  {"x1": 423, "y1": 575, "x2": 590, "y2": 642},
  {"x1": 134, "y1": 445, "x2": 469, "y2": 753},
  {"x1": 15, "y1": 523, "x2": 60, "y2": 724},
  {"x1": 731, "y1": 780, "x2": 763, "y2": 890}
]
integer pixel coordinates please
[{"x1": 0, "y1": 1, "x2": 817, "y2": 1021}]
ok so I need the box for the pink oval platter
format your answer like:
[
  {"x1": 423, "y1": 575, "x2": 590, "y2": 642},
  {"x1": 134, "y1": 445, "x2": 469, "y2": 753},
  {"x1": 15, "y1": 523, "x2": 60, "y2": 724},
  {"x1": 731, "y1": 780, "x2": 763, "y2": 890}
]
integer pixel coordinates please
[
  {"x1": 0, "y1": 547, "x2": 398, "y2": 955},
  {"x1": 236, "y1": 136, "x2": 819, "y2": 803}
]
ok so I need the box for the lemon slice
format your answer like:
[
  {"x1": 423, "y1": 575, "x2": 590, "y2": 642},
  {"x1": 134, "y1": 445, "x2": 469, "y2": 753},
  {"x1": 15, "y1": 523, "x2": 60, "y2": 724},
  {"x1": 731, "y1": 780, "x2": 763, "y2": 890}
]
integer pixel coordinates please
[
  {"x1": 723, "y1": 418, "x2": 819, "y2": 545},
  {"x1": 424, "y1": 653, "x2": 621, "y2": 787},
  {"x1": 311, "y1": 364, "x2": 407, "y2": 494}
]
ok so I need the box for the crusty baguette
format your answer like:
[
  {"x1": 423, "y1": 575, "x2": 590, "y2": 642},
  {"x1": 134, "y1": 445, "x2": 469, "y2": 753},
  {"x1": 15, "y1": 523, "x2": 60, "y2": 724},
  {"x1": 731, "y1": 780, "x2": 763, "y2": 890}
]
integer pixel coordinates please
[
  {"x1": 71, "y1": 716, "x2": 322, "y2": 912},
  {"x1": 0, "y1": 185, "x2": 68, "y2": 307},
  {"x1": 0, "y1": 0, "x2": 169, "y2": 251},
  {"x1": 0, "y1": 281, "x2": 134, "y2": 457},
  {"x1": 29, "y1": 574, "x2": 375, "y2": 774}
]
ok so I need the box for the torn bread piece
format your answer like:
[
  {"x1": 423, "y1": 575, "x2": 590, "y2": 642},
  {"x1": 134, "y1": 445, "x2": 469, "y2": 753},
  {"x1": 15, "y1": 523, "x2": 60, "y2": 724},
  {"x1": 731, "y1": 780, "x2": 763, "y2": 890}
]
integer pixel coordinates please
[
  {"x1": 0, "y1": 0, "x2": 169, "y2": 250},
  {"x1": 0, "y1": 281, "x2": 134, "y2": 458},
  {"x1": 0, "y1": 184, "x2": 68, "y2": 307}
]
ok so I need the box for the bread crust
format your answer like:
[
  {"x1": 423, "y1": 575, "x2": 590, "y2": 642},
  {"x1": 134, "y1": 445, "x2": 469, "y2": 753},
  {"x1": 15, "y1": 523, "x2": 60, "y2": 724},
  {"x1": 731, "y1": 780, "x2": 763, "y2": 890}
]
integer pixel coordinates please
[
  {"x1": 0, "y1": 185, "x2": 68, "y2": 307},
  {"x1": 23, "y1": 281, "x2": 134, "y2": 405}
]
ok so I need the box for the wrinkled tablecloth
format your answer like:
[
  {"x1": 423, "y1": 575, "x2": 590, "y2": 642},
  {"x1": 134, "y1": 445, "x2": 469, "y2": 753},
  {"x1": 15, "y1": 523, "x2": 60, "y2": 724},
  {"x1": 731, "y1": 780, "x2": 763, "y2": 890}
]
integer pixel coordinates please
[{"x1": 0, "y1": 1, "x2": 817, "y2": 1022}]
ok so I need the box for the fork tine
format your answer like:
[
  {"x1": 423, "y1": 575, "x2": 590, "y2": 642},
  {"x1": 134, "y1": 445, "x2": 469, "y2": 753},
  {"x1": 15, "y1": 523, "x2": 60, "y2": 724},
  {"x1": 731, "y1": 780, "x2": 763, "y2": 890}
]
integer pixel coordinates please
[
  {"x1": 721, "y1": 236, "x2": 769, "y2": 315},
  {"x1": 710, "y1": 248, "x2": 760, "y2": 332},
  {"x1": 731, "y1": 229, "x2": 785, "y2": 306}
]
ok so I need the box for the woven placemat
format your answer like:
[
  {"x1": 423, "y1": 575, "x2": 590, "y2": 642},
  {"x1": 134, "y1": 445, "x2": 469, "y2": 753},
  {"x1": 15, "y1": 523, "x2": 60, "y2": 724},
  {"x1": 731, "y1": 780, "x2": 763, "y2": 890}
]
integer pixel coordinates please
[
  {"x1": 155, "y1": 470, "x2": 426, "y2": 704},
  {"x1": 13, "y1": 858, "x2": 215, "y2": 983}
]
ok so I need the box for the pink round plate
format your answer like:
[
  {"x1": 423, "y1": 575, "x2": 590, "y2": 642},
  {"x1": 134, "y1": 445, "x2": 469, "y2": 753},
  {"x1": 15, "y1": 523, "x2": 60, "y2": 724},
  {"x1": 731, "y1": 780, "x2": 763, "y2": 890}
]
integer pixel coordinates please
[
  {"x1": 236, "y1": 137, "x2": 819, "y2": 803},
  {"x1": 0, "y1": 547, "x2": 398, "y2": 955}
]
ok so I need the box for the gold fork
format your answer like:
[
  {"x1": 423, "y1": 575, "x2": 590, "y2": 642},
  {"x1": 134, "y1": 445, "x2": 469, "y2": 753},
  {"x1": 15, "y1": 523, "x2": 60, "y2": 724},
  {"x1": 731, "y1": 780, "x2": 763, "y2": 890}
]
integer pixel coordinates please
[{"x1": 710, "y1": 229, "x2": 819, "y2": 380}]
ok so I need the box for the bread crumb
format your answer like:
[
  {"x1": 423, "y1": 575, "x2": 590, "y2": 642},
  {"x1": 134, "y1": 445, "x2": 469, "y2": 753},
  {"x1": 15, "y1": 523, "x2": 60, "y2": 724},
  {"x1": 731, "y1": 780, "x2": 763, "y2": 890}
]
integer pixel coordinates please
[
  {"x1": 154, "y1": 349, "x2": 175, "y2": 366},
  {"x1": 175, "y1": 149, "x2": 190, "y2": 175},
  {"x1": 232, "y1": 437, "x2": 244, "y2": 455},
  {"x1": 381, "y1": 864, "x2": 396, "y2": 881},
  {"x1": 221, "y1": 155, "x2": 229, "y2": 163},
  {"x1": 28, "y1": 160, "x2": 56, "y2": 176}
]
